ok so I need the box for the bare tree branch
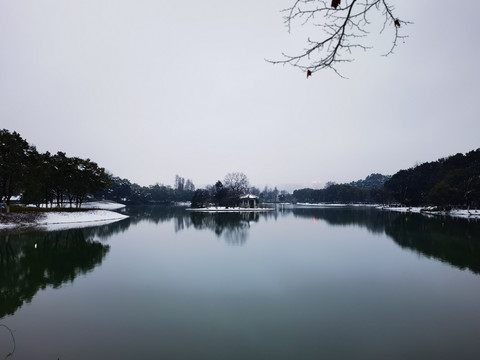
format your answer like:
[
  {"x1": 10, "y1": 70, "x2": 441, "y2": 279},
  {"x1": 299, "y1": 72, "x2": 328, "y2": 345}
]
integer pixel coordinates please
[{"x1": 268, "y1": 0, "x2": 410, "y2": 77}]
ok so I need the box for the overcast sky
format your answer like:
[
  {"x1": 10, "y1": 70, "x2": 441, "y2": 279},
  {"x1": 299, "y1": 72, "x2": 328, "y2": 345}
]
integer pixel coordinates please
[{"x1": 1, "y1": 1, "x2": 479, "y2": 191}]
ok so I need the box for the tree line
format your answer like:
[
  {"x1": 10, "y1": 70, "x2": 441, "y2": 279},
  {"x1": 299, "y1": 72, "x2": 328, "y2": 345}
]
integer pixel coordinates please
[
  {"x1": 293, "y1": 150, "x2": 480, "y2": 208},
  {"x1": 95, "y1": 174, "x2": 196, "y2": 205},
  {"x1": 384, "y1": 149, "x2": 480, "y2": 208},
  {"x1": 0, "y1": 129, "x2": 198, "y2": 208},
  {"x1": 4, "y1": 128, "x2": 477, "y2": 209},
  {"x1": 293, "y1": 183, "x2": 386, "y2": 204},
  {"x1": 0, "y1": 129, "x2": 110, "y2": 210},
  {"x1": 104, "y1": 149, "x2": 479, "y2": 208}
]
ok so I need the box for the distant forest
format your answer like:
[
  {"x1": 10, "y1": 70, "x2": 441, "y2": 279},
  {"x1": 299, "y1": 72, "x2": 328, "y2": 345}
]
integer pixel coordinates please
[
  {"x1": 100, "y1": 172, "x2": 285, "y2": 206},
  {"x1": 99, "y1": 150, "x2": 480, "y2": 208},
  {"x1": 294, "y1": 150, "x2": 480, "y2": 208},
  {"x1": 293, "y1": 174, "x2": 391, "y2": 204},
  {"x1": 2, "y1": 129, "x2": 479, "y2": 208},
  {"x1": 0, "y1": 129, "x2": 195, "y2": 207},
  {"x1": 95, "y1": 174, "x2": 196, "y2": 205}
]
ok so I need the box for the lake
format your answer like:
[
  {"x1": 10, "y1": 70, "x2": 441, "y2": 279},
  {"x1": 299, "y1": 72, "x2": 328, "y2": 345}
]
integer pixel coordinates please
[{"x1": 1, "y1": 205, "x2": 480, "y2": 360}]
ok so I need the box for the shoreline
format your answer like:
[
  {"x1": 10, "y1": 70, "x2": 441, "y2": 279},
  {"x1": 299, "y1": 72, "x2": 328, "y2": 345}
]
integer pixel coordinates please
[
  {"x1": 378, "y1": 206, "x2": 480, "y2": 219},
  {"x1": 2, "y1": 202, "x2": 478, "y2": 231},
  {"x1": 277, "y1": 202, "x2": 480, "y2": 219},
  {"x1": 0, "y1": 201, "x2": 129, "y2": 231},
  {"x1": 186, "y1": 207, "x2": 275, "y2": 212},
  {"x1": 0, "y1": 210, "x2": 129, "y2": 231}
]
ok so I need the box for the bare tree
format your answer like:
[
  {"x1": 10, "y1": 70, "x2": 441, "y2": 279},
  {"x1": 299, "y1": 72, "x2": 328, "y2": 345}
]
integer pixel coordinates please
[
  {"x1": 224, "y1": 172, "x2": 250, "y2": 194},
  {"x1": 270, "y1": 0, "x2": 409, "y2": 77},
  {"x1": 185, "y1": 179, "x2": 195, "y2": 192},
  {"x1": 174, "y1": 175, "x2": 185, "y2": 191}
]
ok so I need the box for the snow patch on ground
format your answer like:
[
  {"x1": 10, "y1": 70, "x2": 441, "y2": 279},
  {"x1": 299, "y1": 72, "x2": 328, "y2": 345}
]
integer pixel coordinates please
[
  {"x1": 36, "y1": 210, "x2": 128, "y2": 231},
  {"x1": 379, "y1": 206, "x2": 480, "y2": 219},
  {"x1": 39, "y1": 210, "x2": 126, "y2": 224},
  {"x1": 26, "y1": 200, "x2": 126, "y2": 211},
  {"x1": 296, "y1": 203, "x2": 377, "y2": 207},
  {"x1": 82, "y1": 201, "x2": 127, "y2": 210},
  {"x1": 0, "y1": 202, "x2": 128, "y2": 231},
  {"x1": 187, "y1": 207, "x2": 274, "y2": 212}
]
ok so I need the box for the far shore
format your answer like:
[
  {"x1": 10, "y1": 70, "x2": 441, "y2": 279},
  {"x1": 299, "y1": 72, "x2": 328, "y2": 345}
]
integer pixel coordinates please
[
  {"x1": 378, "y1": 205, "x2": 480, "y2": 219},
  {"x1": 187, "y1": 206, "x2": 275, "y2": 212},
  {"x1": 1, "y1": 201, "x2": 478, "y2": 232},
  {"x1": 293, "y1": 202, "x2": 480, "y2": 219}
]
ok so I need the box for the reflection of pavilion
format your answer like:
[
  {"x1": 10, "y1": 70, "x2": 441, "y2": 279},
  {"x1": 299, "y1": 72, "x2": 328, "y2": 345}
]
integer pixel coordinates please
[{"x1": 239, "y1": 211, "x2": 260, "y2": 222}]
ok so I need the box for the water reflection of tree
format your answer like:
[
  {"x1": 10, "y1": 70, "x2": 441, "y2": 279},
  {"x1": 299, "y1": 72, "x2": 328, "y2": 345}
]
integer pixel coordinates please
[
  {"x1": 122, "y1": 206, "x2": 277, "y2": 243},
  {"x1": 81, "y1": 218, "x2": 132, "y2": 239},
  {"x1": 121, "y1": 205, "x2": 192, "y2": 232},
  {"x1": 292, "y1": 207, "x2": 391, "y2": 234},
  {"x1": 385, "y1": 214, "x2": 480, "y2": 275},
  {"x1": 189, "y1": 212, "x2": 261, "y2": 245},
  {"x1": 0, "y1": 229, "x2": 110, "y2": 318},
  {"x1": 291, "y1": 206, "x2": 480, "y2": 275},
  {"x1": 120, "y1": 206, "x2": 280, "y2": 238}
]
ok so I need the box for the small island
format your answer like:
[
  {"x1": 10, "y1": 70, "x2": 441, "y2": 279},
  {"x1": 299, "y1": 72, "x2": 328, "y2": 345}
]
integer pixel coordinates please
[
  {"x1": 188, "y1": 173, "x2": 274, "y2": 212},
  {"x1": 187, "y1": 194, "x2": 274, "y2": 212}
]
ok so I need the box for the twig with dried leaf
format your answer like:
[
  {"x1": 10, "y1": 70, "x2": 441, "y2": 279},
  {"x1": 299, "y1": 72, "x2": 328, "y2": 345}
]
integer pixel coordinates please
[{"x1": 269, "y1": 0, "x2": 410, "y2": 77}]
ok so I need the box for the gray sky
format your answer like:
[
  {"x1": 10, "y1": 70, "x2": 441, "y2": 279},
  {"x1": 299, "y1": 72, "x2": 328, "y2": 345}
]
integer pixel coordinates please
[{"x1": 1, "y1": 1, "x2": 479, "y2": 191}]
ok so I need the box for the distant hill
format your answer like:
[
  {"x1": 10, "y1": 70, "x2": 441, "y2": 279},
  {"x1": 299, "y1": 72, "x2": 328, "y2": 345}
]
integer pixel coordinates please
[
  {"x1": 349, "y1": 173, "x2": 391, "y2": 189},
  {"x1": 292, "y1": 173, "x2": 391, "y2": 204}
]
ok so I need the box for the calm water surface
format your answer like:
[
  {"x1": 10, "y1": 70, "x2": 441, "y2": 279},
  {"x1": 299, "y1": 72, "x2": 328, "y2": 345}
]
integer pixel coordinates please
[{"x1": 1, "y1": 205, "x2": 480, "y2": 359}]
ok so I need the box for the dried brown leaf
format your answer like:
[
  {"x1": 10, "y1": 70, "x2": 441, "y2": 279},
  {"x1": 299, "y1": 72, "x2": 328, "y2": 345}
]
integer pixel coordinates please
[{"x1": 331, "y1": 0, "x2": 340, "y2": 9}]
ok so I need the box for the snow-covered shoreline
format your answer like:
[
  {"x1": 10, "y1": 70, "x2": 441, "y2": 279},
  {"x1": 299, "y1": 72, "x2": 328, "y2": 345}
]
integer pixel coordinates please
[
  {"x1": 293, "y1": 202, "x2": 480, "y2": 219},
  {"x1": 37, "y1": 210, "x2": 129, "y2": 231},
  {"x1": 379, "y1": 206, "x2": 480, "y2": 219},
  {"x1": 187, "y1": 206, "x2": 274, "y2": 212},
  {"x1": 25, "y1": 200, "x2": 127, "y2": 211},
  {"x1": 295, "y1": 203, "x2": 377, "y2": 208},
  {"x1": 0, "y1": 201, "x2": 128, "y2": 231},
  {"x1": 2, "y1": 201, "x2": 478, "y2": 232}
]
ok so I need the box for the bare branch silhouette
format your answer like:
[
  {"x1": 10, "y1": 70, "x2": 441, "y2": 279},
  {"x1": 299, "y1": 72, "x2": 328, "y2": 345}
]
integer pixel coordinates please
[
  {"x1": 0, "y1": 324, "x2": 16, "y2": 359},
  {"x1": 269, "y1": 0, "x2": 410, "y2": 77}
]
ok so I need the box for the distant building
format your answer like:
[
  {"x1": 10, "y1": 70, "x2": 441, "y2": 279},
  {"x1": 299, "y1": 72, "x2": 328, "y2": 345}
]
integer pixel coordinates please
[{"x1": 239, "y1": 194, "x2": 259, "y2": 209}]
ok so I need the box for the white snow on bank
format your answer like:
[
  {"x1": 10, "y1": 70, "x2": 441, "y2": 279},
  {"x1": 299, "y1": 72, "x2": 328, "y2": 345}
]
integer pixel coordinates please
[
  {"x1": 378, "y1": 206, "x2": 423, "y2": 214},
  {"x1": 27, "y1": 200, "x2": 126, "y2": 211},
  {"x1": 296, "y1": 203, "x2": 378, "y2": 208},
  {"x1": 187, "y1": 207, "x2": 274, "y2": 212},
  {"x1": 41, "y1": 210, "x2": 127, "y2": 224},
  {"x1": 38, "y1": 210, "x2": 128, "y2": 231},
  {"x1": 38, "y1": 210, "x2": 128, "y2": 230},
  {"x1": 449, "y1": 209, "x2": 480, "y2": 219},
  {"x1": 296, "y1": 203, "x2": 346, "y2": 207},
  {"x1": 0, "y1": 209, "x2": 128, "y2": 231},
  {"x1": 379, "y1": 206, "x2": 480, "y2": 219},
  {"x1": 82, "y1": 201, "x2": 126, "y2": 210}
]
